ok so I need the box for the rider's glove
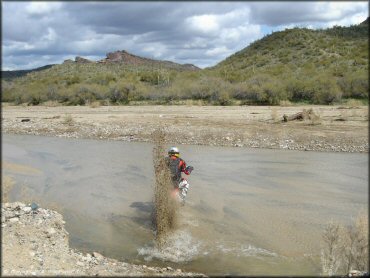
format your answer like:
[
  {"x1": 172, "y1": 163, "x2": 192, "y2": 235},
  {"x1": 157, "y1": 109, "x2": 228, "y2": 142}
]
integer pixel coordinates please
[{"x1": 186, "y1": 166, "x2": 194, "y2": 173}]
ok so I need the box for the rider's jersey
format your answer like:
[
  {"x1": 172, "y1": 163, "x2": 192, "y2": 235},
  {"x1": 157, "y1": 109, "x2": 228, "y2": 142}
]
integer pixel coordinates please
[{"x1": 166, "y1": 155, "x2": 190, "y2": 183}]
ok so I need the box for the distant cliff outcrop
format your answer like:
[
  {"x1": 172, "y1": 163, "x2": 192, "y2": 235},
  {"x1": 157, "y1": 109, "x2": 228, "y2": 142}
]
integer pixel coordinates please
[
  {"x1": 75, "y1": 56, "x2": 93, "y2": 64},
  {"x1": 98, "y1": 50, "x2": 200, "y2": 71}
]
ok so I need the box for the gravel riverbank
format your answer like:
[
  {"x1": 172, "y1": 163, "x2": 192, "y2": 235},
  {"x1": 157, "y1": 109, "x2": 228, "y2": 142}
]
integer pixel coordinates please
[
  {"x1": 2, "y1": 105, "x2": 368, "y2": 153},
  {"x1": 1, "y1": 202, "x2": 205, "y2": 276}
]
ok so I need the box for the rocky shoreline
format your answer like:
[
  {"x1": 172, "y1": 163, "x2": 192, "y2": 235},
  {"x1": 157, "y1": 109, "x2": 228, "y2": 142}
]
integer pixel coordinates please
[{"x1": 1, "y1": 202, "x2": 205, "y2": 276}]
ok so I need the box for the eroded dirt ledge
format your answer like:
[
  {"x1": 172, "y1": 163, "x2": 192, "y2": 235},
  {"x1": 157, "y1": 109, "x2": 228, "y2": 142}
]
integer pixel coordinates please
[{"x1": 1, "y1": 202, "x2": 205, "y2": 276}]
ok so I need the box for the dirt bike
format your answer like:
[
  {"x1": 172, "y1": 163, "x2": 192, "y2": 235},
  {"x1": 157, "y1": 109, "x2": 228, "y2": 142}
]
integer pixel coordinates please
[{"x1": 171, "y1": 178, "x2": 190, "y2": 205}]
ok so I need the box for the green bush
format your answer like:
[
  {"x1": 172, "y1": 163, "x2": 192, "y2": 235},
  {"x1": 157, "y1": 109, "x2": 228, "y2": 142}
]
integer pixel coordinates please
[
  {"x1": 312, "y1": 76, "x2": 342, "y2": 104},
  {"x1": 286, "y1": 78, "x2": 314, "y2": 102}
]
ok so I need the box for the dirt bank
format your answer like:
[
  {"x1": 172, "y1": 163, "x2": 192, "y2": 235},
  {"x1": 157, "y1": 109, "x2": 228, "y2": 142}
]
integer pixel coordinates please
[
  {"x1": 1, "y1": 202, "x2": 205, "y2": 276},
  {"x1": 2, "y1": 104, "x2": 368, "y2": 153}
]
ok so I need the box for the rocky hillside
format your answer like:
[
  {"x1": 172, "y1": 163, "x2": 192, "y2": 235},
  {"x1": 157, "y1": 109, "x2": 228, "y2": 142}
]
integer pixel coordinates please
[
  {"x1": 1, "y1": 64, "x2": 55, "y2": 80},
  {"x1": 61, "y1": 50, "x2": 200, "y2": 71},
  {"x1": 1, "y1": 50, "x2": 199, "y2": 81},
  {"x1": 1, "y1": 20, "x2": 368, "y2": 106},
  {"x1": 98, "y1": 50, "x2": 200, "y2": 71},
  {"x1": 209, "y1": 19, "x2": 368, "y2": 82}
]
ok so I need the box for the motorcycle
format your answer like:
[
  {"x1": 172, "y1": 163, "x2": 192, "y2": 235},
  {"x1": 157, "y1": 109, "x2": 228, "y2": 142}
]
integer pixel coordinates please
[{"x1": 171, "y1": 178, "x2": 190, "y2": 205}]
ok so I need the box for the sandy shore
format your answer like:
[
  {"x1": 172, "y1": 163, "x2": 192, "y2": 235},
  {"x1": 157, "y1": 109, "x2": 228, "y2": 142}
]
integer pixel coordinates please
[
  {"x1": 2, "y1": 104, "x2": 368, "y2": 152},
  {"x1": 1, "y1": 201, "x2": 205, "y2": 276}
]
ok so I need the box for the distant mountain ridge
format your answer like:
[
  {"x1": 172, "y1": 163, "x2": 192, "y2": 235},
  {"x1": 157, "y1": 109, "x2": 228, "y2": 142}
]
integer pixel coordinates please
[
  {"x1": 1, "y1": 64, "x2": 55, "y2": 80},
  {"x1": 98, "y1": 50, "x2": 200, "y2": 71},
  {"x1": 2, "y1": 18, "x2": 368, "y2": 106},
  {"x1": 2, "y1": 50, "x2": 200, "y2": 80},
  {"x1": 2, "y1": 17, "x2": 368, "y2": 79},
  {"x1": 62, "y1": 50, "x2": 200, "y2": 71}
]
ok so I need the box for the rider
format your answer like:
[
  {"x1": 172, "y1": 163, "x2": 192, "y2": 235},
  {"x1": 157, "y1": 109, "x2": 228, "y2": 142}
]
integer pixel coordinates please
[{"x1": 166, "y1": 147, "x2": 193, "y2": 203}]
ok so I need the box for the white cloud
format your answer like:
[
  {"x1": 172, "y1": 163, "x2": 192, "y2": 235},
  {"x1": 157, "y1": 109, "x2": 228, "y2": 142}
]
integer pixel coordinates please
[
  {"x1": 205, "y1": 46, "x2": 229, "y2": 57},
  {"x1": 186, "y1": 14, "x2": 220, "y2": 34},
  {"x1": 42, "y1": 28, "x2": 57, "y2": 42},
  {"x1": 220, "y1": 25, "x2": 261, "y2": 44},
  {"x1": 184, "y1": 38, "x2": 208, "y2": 49},
  {"x1": 141, "y1": 43, "x2": 167, "y2": 59},
  {"x1": 2, "y1": 1, "x2": 368, "y2": 70},
  {"x1": 26, "y1": 2, "x2": 62, "y2": 15}
]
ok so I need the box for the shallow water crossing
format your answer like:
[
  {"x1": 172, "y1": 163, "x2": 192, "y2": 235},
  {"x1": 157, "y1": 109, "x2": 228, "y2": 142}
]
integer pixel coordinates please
[{"x1": 3, "y1": 134, "x2": 368, "y2": 275}]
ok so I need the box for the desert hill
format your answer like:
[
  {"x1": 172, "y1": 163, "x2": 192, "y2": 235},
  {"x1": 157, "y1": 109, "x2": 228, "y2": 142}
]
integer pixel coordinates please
[{"x1": 2, "y1": 19, "x2": 368, "y2": 105}]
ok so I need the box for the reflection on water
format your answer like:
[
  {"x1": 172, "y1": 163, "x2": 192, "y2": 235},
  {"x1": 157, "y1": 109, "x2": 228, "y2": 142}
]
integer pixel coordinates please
[{"x1": 2, "y1": 134, "x2": 368, "y2": 275}]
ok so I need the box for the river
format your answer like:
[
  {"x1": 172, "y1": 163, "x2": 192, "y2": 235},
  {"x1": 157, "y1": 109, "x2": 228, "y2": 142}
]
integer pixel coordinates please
[{"x1": 2, "y1": 134, "x2": 368, "y2": 275}]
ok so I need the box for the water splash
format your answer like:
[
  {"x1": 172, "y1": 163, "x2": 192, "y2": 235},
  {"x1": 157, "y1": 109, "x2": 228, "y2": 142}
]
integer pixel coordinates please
[
  {"x1": 152, "y1": 128, "x2": 179, "y2": 246},
  {"x1": 216, "y1": 243, "x2": 278, "y2": 258},
  {"x1": 138, "y1": 230, "x2": 201, "y2": 263}
]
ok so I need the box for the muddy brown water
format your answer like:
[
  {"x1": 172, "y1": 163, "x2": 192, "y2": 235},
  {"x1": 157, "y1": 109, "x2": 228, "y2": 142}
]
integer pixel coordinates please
[{"x1": 3, "y1": 134, "x2": 368, "y2": 275}]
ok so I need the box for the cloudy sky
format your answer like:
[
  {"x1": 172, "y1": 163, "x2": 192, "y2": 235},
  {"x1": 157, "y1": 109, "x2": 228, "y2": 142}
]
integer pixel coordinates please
[{"x1": 2, "y1": 1, "x2": 368, "y2": 70}]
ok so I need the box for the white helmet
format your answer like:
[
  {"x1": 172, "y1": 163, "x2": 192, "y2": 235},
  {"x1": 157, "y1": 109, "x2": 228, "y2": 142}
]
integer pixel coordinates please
[{"x1": 168, "y1": 146, "x2": 179, "y2": 156}]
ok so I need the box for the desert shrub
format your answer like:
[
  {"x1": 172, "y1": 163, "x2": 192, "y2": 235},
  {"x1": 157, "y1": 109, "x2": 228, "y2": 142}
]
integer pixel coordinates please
[
  {"x1": 65, "y1": 75, "x2": 81, "y2": 86},
  {"x1": 349, "y1": 75, "x2": 368, "y2": 99},
  {"x1": 56, "y1": 88, "x2": 71, "y2": 103},
  {"x1": 343, "y1": 99, "x2": 365, "y2": 107},
  {"x1": 280, "y1": 100, "x2": 293, "y2": 106},
  {"x1": 321, "y1": 211, "x2": 368, "y2": 276},
  {"x1": 66, "y1": 85, "x2": 100, "y2": 105},
  {"x1": 62, "y1": 114, "x2": 74, "y2": 125},
  {"x1": 321, "y1": 221, "x2": 342, "y2": 276},
  {"x1": 42, "y1": 100, "x2": 60, "y2": 107},
  {"x1": 139, "y1": 69, "x2": 173, "y2": 86},
  {"x1": 260, "y1": 80, "x2": 285, "y2": 105},
  {"x1": 25, "y1": 92, "x2": 45, "y2": 105},
  {"x1": 46, "y1": 85, "x2": 59, "y2": 101},
  {"x1": 139, "y1": 71, "x2": 158, "y2": 85},
  {"x1": 108, "y1": 81, "x2": 138, "y2": 104},
  {"x1": 243, "y1": 84, "x2": 266, "y2": 105},
  {"x1": 312, "y1": 75, "x2": 342, "y2": 104},
  {"x1": 233, "y1": 75, "x2": 286, "y2": 105},
  {"x1": 108, "y1": 87, "x2": 128, "y2": 104},
  {"x1": 182, "y1": 76, "x2": 227, "y2": 102},
  {"x1": 211, "y1": 90, "x2": 232, "y2": 105},
  {"x1": 338, "y1": 71, "x2": 368, "y2": 100},
  {"x1": 12, "y1": 89, "x2": 25, "y2": 105},
  {"x1": 91, "y1": 73, "x2": 117, "y2": 86},
  {"x1": 209, "y1": 79, "x2": 235, "y2": 105},
  {"x1": 285, "y1": 78, "x2": 315, "y2": 102},
  {"x1": 1, "y1": 87, "x2": 14, "y2": 103},
  {"x1": 231, "y1": 82, "x2": 250, "y2": 100},
  {"x1": 89, "y1": 101, "x2": 101, "y2": 108}
]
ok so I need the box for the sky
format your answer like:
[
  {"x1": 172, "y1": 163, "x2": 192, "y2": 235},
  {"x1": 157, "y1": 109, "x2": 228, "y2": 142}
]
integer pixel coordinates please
[{"x1": 2, "y1": 1, "x2": 368, "y2": 70}]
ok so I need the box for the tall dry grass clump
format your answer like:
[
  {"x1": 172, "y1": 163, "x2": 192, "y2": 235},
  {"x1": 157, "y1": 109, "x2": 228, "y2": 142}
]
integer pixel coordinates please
[
  {"x1": 321, "y1": 210, "x2": 369, "y2": 276},
  {"x1": 152, "y1": 128, "x2": 179, "y2": 247},
  {"x1": 89, "y1": 101, "x2": 101, "y2": 108},
  {"x1": 62, "y1": 114, "x2": 75, "y2": 126}
]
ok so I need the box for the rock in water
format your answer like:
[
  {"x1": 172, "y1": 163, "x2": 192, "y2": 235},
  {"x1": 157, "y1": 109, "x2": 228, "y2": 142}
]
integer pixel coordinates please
[
  {"x1": 31, "y1": 203, "x2": 39, "y2": 211},
  {"x1": 92, "y1": 252, "x2": 104, "y2": 261}
]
